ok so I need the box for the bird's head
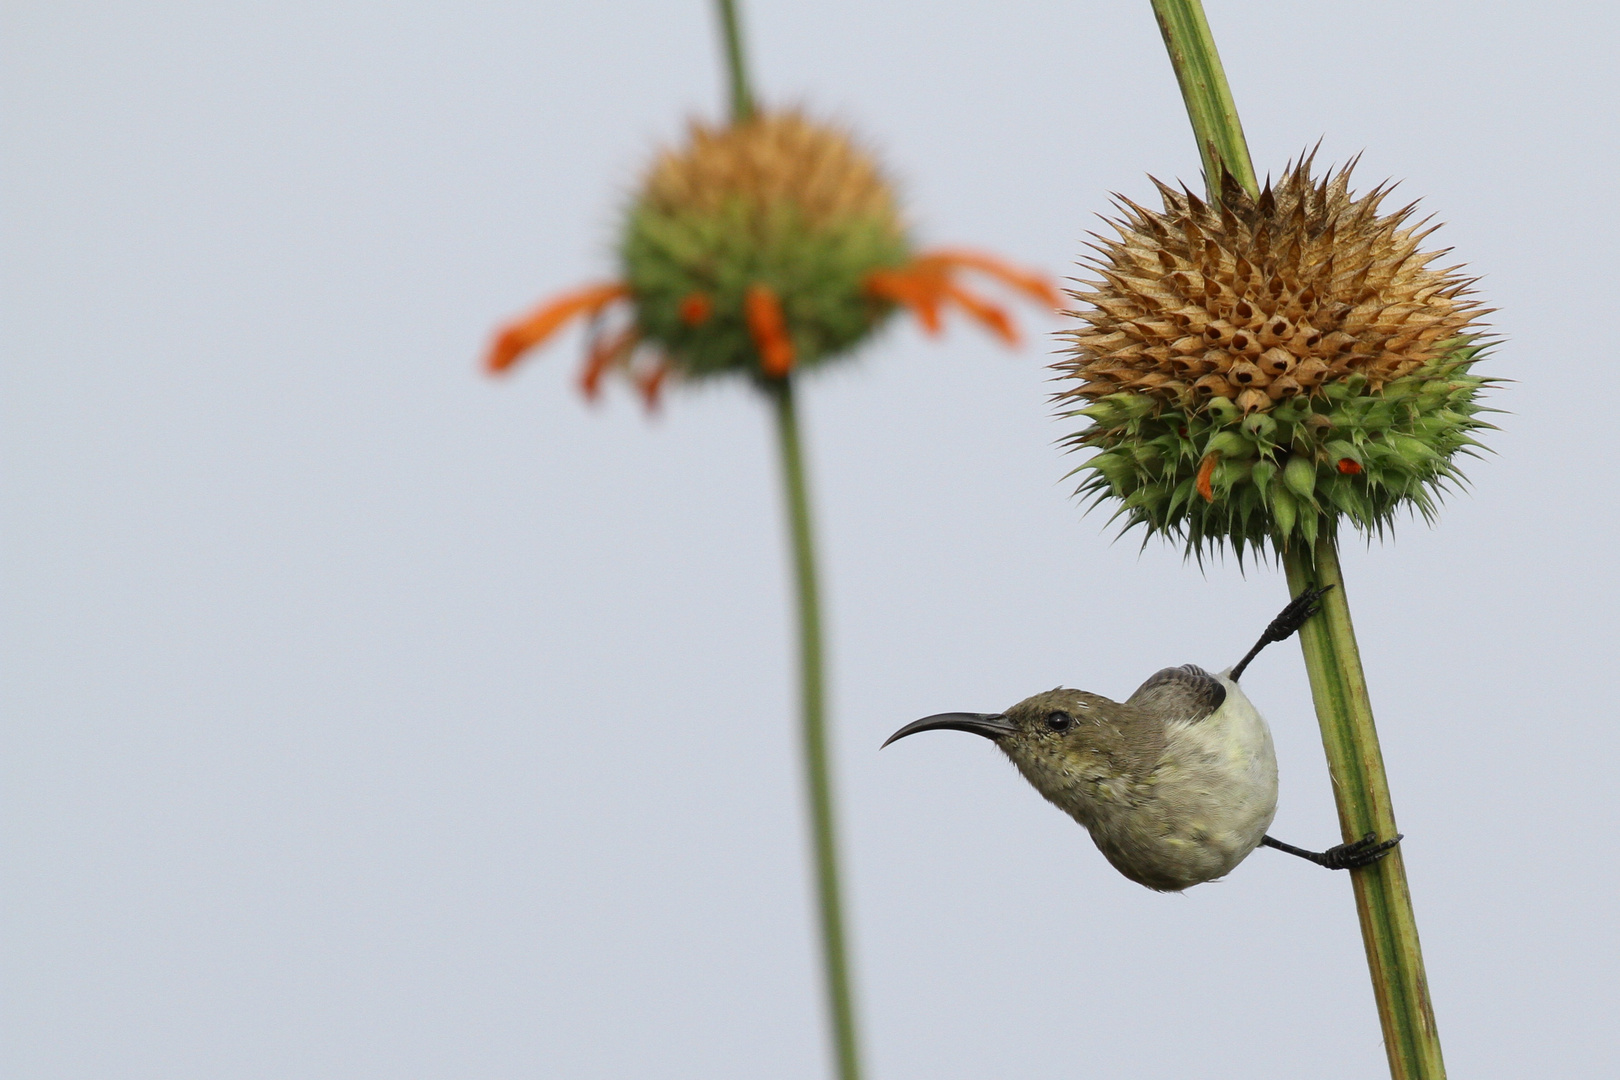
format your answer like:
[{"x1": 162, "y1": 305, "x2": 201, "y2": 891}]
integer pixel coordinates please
[{"x1": 884, "y1": 688, "x2": 1149, "y2": 822}]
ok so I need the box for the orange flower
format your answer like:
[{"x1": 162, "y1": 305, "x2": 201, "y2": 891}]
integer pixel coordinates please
[
  {"x1": 678, "y1": 292, "x2": 715, "y2": 327},
  {"x1": 1196, "y1": 452, "x2": 1219, "y2": 502},
  {"x1": 744, "y1": 284, "x2": 795, "y2": 377},
  {"x1": 487, "y1": 283, "x2": 629, "y2": 374},
  {"x1": 487, "y1": 282, "x2": 670, "y2": 406},
  {"x1": 864, "y1": 249, "x2": 1061, "y2": 345},
  {"x1": 483, "y1": 111, "x2": 1058, "y2": 407},
  {"x1": 487, "y1": 248, "x2": 1059, "y2": 406},
  {"x1": 578, "y1": 324, "x2": 640, "y2": 401}
]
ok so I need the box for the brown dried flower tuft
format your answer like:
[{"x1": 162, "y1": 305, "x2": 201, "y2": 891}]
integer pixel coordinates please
[
  {"x1": 642, "y1": 111, "x2": 901, "y2": 230},
  {"x1": 1057, "y1": 153, "x2": 1483, "y2": 417}
]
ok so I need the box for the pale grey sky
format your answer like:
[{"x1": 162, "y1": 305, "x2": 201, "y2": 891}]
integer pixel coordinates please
[{"x1": 5, "y1": 2, "x2": 1617, "y2": 1078}]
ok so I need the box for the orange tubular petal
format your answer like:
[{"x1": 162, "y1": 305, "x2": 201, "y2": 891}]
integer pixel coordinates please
[
  {"x1": 678, "y1": 292, "x2": 714, "y2": 327},
  {"x1": 636, "y1": 359, "x2": 671, "y2": 411},
  {"x1": 486, "y1": 282, "x2": 630, "y2": 374},
  {"x1": 941, "y1": 281, "x2": 1018, "y2": 346},
  {"x1": 864, "y1": 269, "x2": 945, "y2": 335},
  {"x1": 744, "y1": 283, "x2": 795, "y2": 377},
  {"x1": 1196, "y1": 452, "x2": 1220, "y2": 502},
  {"x1": 577, "y1": 325, "x2": 639, "y2": 400},
  {"x1": 922, "y1": 248, "x2": 1063, "y2": 309}
]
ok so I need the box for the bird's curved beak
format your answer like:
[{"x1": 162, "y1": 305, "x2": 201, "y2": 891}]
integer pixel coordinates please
[{"x1": 882, "y1": 712, "x2": 1017, "y2": 748}]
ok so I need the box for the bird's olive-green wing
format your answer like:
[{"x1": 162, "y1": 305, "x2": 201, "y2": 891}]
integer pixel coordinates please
[{"x1": 1126, "y1": 664, "x2": 1226, "y2": 723}]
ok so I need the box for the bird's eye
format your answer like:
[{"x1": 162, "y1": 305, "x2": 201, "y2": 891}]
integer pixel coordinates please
[{"x1": 1044, "y1": 711, "x2": 1074, "y2": 733}]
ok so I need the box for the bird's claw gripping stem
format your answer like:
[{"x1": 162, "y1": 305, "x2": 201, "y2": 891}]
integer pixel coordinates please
[
  {"x1": 1264, "y1": 584, "x2": 1334, "y2": 644},
  {"x1": 1229, "y1": 584, "x2": 1335, "y2": 681},
  {"x1": 1317, "y1": 831, "x2": 1404, "y2": 870},
  {"x1": 1262, "y1": 831, "x2": 1403, "y2": 871}
]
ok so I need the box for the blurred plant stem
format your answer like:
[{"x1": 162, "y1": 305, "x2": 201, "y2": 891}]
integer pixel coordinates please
[
  {"x1": 716, "y1": 0, "x2": 756, "y2": 121},
  {"x1": 716, "y1": 2, "x2": 864, "y2": 1077},
  {"x1": 770, "y1": 378, "x2": 863, "y2": 1080},
  {"x1": 1150, "y1": 3, "x2": 1446, "y2": 1077}
]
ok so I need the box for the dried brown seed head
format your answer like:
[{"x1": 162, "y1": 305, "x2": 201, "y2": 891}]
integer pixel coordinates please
[
  {"x1": 641, "y1": 110, "x2": 901, "y2": 235},
  {"x1": 1057, "y1": 153, "x2": 1484, "y2": 416}
]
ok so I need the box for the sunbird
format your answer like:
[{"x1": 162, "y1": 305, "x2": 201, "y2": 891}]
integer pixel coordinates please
[{"x1": 883, "y1": 588, "x2": 1401, "y2": 892}]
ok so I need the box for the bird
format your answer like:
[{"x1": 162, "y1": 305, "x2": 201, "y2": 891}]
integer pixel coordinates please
[{"x1": 882, "y1": 587, "x2": 1401, "y2": 892}]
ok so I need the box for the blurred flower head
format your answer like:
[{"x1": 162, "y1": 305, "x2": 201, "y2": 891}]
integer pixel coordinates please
[
  {"x1": 487, "y1": 109, "x2": 1058, "y2": 405},
  {"x1": 1057, "y1": 154, "x2": 1495, "y2": 558}
]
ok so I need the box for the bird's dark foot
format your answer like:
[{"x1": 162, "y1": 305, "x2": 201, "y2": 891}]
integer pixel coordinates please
[
  {"x1": 1229, "y1": 585, "x2": 1335, "y2": 681},
  {"x1": 1264, "y1": 585, "x2": 1334, "y2": 644},
  {"x1": 1317, "y1": 832, "x2": 1403, "y2": 870},
  {"x1": 1262, "y1": 831, "x2": 1402, "y2": 871}
]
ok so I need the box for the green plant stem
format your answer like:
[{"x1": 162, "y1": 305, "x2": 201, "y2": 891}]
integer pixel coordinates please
[
  {"x1": 769, "y1": 378, "x2": 864, "y2": 1080},
  {"x1": 1152, "y1": 4, "x2": 1445, "y2": 1077},
  {"x1": 714, "y1": 5, "x2": 860, "y2": 1076},
  {"x1": 1283, "y1": 538, "x2": 1443, "y2": 1080},
  {"x1": 1149, "y1": 0, "x2": 1258, "y2": 199},
  {"x1": 715, "y1": 0, "x2": 756, "y2": 121}
]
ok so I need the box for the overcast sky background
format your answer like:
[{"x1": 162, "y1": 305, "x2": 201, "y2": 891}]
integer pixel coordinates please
[{"x1": 5, "y1": 2, "x2": 1618, "y2": 1078}]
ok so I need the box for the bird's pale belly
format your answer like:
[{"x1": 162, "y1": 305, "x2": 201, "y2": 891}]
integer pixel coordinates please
[{"x1": 1089, "y1": 681, "x2": 1278, "y2": 891}]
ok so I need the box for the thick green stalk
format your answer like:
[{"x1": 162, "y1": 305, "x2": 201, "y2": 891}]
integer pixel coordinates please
[
  {"x1": 715, "y1": 0, "x2": 756, "y2": 121},
  {"x1": 1151, "y1": 4, "x2": 1445, "y2": 1077},
  {"x1": 1149, "y1": 0, "x2": 1258, "y2": 199},
  {"x1": 769, "y1": 378, "x2": 864, "y2": 1080},
  {"x1": 1283, "y1": 539, "x2": 1443, "y2": 1079}
]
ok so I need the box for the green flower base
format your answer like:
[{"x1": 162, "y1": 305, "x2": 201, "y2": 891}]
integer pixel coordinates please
[
  {"x1": 1068, "y1": 340, "x2": 1496, "y2": 559},
  {"x1": 622, "y1": 198, "x2": 911, "y2": 378}
]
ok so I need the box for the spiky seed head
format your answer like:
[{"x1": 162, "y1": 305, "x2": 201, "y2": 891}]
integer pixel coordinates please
[
  {"x1": 621, "y1": 109, "x2": 912, "y2": 380},
  {"x1": 1056, "y1": 155, "x2": 1496, "y2": 559}
]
